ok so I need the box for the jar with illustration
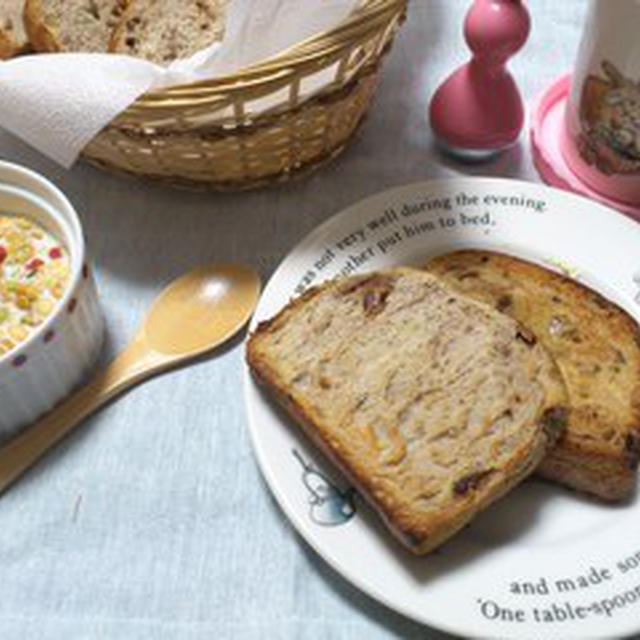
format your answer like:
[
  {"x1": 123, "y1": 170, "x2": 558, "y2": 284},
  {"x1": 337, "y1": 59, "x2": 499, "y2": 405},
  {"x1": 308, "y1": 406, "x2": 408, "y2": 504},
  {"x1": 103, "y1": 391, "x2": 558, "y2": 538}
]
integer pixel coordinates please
[{"x1": 561, "y1": 0, "x2": 640, "y2": 208}]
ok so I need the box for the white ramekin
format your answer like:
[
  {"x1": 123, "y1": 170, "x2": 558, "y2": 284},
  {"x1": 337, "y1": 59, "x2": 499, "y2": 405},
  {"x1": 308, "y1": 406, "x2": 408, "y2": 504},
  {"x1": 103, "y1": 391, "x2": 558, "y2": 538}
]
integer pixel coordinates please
[{"x1": 0, "y1": 161, "x2": 104, "y2": 440}]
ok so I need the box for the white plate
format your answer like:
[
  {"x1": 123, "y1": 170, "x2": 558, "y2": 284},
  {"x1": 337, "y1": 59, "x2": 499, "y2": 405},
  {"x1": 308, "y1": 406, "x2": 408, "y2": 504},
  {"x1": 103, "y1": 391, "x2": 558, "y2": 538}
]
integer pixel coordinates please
[{"x1": 243, "y1": 178, "x2": 640, "y2": 640}]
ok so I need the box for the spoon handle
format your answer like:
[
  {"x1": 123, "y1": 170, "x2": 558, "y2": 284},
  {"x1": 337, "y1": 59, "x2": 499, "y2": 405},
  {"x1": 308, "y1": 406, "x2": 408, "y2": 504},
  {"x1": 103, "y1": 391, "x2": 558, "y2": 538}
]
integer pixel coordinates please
[{"x1": 0, "y1": 337, "x2": 164, "y2": 495}]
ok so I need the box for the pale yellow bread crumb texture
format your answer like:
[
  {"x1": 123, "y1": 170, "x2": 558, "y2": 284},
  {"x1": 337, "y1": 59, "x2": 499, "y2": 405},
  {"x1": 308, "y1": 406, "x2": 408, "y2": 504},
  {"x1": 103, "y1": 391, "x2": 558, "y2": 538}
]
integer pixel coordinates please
[
  {"x1": 109, "y1": 0, "x2": 228, "y2": 63},
  {"x1": 24, "y1": 0, "x2": 128, "y2": 52}
]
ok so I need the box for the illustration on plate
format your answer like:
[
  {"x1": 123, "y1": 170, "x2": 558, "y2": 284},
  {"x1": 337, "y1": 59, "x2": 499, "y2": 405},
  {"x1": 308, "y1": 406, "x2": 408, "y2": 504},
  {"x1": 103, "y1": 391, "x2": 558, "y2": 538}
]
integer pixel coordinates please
[
  {"x1": 578, "y1": 60, "x2": 640, "y2": 175},
  {"x1": 292, "y1": 449, "x2": 356, "y2": 526},
  {"x1": 633, "y1": 272, "x2": 640, "y2": 305}
]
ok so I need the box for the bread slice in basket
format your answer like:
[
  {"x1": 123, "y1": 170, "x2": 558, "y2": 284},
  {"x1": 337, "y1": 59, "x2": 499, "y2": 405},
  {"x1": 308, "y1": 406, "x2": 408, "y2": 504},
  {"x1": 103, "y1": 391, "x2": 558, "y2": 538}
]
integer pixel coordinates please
[
  {"x1": 247, "y1": 268, "x2": 569, "y2": 554},
  {"x1": 110, "y1": 0, "x2": 228, "y2": 63},
  {"x1": 24, "y1": 0, "x2": 128, "y2": 52},
  {"x1": 0, "y1": 0, "x2": 29, "y2": 59},
  {"x1": 425, "y1": 250, "x2": 640, "y2": 501}
]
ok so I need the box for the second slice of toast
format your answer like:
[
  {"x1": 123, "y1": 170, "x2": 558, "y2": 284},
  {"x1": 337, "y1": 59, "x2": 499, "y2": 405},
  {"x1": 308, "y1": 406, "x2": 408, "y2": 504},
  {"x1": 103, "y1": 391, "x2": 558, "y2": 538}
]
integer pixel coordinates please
[
  {"x1": 247, "y1": 268, "x2": 568, "y2": 554},
  {"x1": 425, "y1": 250, "x2": 640, "y2": 501}
]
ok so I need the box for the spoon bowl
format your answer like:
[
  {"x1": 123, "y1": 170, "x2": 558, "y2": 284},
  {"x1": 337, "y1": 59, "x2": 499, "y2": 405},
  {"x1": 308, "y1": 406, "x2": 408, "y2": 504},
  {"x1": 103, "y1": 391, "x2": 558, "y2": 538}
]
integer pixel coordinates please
[
  {"x1": 0, "y1": 263, "x2": 261, "y2": 495},
  {"x1": 144, "y1": 264, "x2": 260, "y2": 356}
]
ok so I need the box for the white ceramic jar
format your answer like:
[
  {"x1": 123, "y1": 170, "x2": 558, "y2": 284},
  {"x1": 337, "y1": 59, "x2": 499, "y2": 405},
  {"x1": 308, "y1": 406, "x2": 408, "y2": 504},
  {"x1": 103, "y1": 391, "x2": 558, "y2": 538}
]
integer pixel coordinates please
[
  {"x1": 562, "y1": 0, "x2": 640, "y2": 207},
  {"x1": 0, "y1": 161, "x2": 104, "y2": 440}
]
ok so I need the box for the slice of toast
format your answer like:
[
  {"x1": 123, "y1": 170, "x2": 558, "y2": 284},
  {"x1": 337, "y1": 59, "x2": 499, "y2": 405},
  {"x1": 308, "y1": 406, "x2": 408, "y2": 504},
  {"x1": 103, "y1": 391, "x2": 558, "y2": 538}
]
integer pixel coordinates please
[
  {"x1": 0, "y1": 0, "x2": 29, "y2": 59},
  {"x1": 425, "y1": 250, "x2": 640, "y2": 501},
  {"x1": 247, "y1": 268, "x2": 568, "y2": 554},
  {"x1": 109, "y1": 0, "x2": 228, "y2": 63},
  {"x1": 24, "y1": 0, "x2": 128, "y2": 52}
]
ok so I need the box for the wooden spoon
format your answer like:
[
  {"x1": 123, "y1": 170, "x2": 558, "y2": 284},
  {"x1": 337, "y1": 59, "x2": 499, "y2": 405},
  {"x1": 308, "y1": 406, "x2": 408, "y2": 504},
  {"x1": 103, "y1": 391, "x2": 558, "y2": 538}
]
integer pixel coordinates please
[{"x1": 0, "y1": 263, "x2": 261, "y2": 495}]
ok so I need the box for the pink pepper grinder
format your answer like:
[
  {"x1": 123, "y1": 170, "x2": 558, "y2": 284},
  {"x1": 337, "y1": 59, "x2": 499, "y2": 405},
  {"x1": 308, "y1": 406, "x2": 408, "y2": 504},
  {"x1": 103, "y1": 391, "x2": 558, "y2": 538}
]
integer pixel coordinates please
[{"x1": 429, "y1": 0, "x2": 531, "y2": 160}]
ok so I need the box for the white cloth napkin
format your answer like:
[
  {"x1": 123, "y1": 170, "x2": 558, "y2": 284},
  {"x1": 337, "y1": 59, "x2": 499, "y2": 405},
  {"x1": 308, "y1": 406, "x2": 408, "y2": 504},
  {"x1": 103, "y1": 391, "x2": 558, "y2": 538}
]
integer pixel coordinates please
[{"x1": 0, "y1": 0, "x2": 357, "y2": 168}]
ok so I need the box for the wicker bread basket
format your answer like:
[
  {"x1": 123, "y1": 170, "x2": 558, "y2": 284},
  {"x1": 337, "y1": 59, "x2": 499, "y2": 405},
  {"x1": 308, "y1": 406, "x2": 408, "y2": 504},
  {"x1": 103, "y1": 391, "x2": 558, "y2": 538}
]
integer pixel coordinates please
[{"x1": 83, "y1": 0, "x2": 407, "y2": 189}]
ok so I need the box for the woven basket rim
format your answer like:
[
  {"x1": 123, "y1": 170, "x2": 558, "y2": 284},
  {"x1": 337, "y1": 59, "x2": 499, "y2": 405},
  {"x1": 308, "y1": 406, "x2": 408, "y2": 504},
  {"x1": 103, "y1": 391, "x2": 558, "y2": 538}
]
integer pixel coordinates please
[
  {"x1": 132, "y1": 0, "x2": 406, "y2": 107},
  {"x1": 86, "y1": 0, "x2": 407, "y2": 189}
]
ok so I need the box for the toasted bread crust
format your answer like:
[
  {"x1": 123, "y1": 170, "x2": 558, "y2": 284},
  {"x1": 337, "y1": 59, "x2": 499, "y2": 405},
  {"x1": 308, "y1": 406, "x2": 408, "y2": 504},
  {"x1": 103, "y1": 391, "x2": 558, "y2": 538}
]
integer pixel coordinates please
[
  {"x1": 23, "y1": 0, "x2": 60, "y2": 52},
  {"x1": 24, "y1": 0, "x2": 128, "y2": 53},
  {"x1": 0, "y1": 31, "x2": 16, "y2": 59},
  {"x1": 247, "y1": 268, "x2": 568, "y2": 554},
  {"x1": 0, "y1": 1, "x2": 30, "y2": 58},
  {"x1": 425, "y1": 250, "x2": 640, "y2": 501},
  {"x1": 0, "y1": 30, "x2": 27, "y2": 59}
]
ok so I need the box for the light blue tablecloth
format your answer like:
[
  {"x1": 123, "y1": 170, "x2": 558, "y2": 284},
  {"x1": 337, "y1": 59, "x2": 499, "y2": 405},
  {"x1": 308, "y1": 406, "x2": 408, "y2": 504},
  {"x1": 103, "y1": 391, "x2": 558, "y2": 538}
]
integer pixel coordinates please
[{"x1": 0, "y1": 2, "x2": 587, "y2": 638}]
